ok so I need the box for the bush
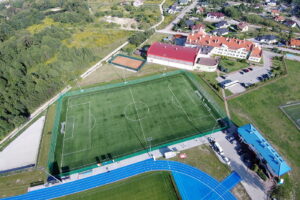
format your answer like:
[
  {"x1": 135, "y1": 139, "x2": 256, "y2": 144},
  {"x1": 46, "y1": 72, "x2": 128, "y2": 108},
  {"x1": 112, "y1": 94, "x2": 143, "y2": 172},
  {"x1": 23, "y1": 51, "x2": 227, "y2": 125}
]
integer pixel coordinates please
[{"x1": 257, "y1": 169, "x2": 267, "y2": 181}]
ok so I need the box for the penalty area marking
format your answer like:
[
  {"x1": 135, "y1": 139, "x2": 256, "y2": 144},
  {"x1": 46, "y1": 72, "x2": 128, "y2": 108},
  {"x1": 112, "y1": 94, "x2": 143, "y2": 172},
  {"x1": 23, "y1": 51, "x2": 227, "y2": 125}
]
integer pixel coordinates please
[{"x1": 61, "y1": 100, "x2": 93, "y2": 167}]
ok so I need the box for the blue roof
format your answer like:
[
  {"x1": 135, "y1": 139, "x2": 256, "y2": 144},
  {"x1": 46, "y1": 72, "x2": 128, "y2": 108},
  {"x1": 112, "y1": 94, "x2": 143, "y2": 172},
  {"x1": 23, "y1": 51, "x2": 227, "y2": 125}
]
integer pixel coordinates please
[{"x1": 238, "y1": 124, "x2": 291, "y2": 176}]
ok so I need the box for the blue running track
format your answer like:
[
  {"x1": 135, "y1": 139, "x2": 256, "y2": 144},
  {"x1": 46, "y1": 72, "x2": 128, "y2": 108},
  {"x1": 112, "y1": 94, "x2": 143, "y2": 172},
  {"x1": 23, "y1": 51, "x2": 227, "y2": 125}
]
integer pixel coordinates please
[{"x1": 3, "y1": 159, "x2": 241, "y2": 200}]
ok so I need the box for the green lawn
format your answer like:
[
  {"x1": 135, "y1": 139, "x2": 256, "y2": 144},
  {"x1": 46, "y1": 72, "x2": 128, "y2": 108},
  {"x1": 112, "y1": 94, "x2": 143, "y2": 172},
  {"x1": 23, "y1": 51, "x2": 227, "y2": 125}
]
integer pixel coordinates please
[
  {"x1": 59, "y1": 172, "x2": 179, "y2": 200},
  {"x1": 53, "y1": 72, "x2": 223, "y2": 173},
  {"x1": 219, "y1": 58, "x2": 249, "y2": 73},
  {"x1": 228, "y1": 60, "x2": 300, "y2": 199}
]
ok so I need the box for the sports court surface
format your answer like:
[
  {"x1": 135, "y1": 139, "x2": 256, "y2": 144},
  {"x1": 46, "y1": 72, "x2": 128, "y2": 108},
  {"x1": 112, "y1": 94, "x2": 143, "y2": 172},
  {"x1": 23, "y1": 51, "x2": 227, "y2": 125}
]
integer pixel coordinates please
[
  {"x1": 109, "y1": 54, "x2": 146, "y2": 71},
  {"x1": 51, "y1": 71, "x2": 225, "y2": 173},
  {"x1": 280, "y1": 102, "x2": 300, "y2": 130},
  {"x1": 4, "y1": 159, "x2": 241, "y2": 200}
]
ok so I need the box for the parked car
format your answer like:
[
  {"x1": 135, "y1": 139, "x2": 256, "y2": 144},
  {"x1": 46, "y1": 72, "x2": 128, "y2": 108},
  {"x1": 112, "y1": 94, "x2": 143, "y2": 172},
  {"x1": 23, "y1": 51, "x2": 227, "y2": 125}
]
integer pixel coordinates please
[
  {"x1": 222, "y1": 155, "x2": 231, "y2": 165},
  {"x1": 242, "y1": 68, "x2": 250, "y2": 73},
  {"x1": 239, "y1": 71, "x2": 244, "y2": 74},
  {"x1": 248, "y1": 67, "x2": 253, "y2": 71}
]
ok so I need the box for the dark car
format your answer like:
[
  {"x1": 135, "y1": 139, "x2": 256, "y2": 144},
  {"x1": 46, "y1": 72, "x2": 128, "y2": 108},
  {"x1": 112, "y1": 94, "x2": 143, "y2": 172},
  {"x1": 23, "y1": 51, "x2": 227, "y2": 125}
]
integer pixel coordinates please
[
  {"x1": 239, "y1": 71, "x2": 244, "y2": 74},
  {"x1": 262, "y1": 74, "x2": 269, "y2": 79},
  {"x1": 248, "y1": 67, "x2": 253, "y2": 71},
  {"x1": 242, "y1": 68, "x2": 250, "y2": 73}
]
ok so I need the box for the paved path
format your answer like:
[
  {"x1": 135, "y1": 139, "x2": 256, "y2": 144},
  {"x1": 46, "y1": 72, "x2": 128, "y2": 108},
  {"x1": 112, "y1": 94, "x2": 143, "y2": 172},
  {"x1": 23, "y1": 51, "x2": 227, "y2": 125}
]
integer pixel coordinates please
[
  {"x1": 151, "y1": 0, "x2": 166, "y2": 30},
  {"x1": 157, "y1": 0, "x2": 198, "y2": 33}
]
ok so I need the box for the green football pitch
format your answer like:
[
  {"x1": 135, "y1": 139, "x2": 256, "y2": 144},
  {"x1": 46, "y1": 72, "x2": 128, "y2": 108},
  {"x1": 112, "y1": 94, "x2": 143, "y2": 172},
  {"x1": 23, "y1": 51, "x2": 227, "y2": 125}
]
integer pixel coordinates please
[
  {"x1": 280, "y1": 102, "x2": 300, "y2": 130},
  {"x1": 52, "y1": 72, "x2": 224, "y2": 173}
]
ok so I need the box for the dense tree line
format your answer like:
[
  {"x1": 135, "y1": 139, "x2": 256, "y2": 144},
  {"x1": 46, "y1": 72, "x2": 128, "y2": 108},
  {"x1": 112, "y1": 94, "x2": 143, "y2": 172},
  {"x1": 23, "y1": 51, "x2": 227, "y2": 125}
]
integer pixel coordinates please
[{"x1": 0, "y1": 0, "x2": 97, "y2": 139}]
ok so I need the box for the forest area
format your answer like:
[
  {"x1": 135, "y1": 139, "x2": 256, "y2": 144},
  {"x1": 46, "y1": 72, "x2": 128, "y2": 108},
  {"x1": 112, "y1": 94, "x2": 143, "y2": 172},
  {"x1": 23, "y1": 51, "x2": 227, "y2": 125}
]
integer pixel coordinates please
[{"x1": 0, "y1": 0, "x2": 132, "y2": 140}]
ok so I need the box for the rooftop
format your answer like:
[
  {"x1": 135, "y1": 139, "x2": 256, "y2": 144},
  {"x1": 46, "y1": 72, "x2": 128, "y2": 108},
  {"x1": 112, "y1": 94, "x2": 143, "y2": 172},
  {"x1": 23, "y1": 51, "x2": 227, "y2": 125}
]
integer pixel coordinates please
[
  {"x1": 147, "y1": 42, "x2": 199, "y2": 63},
  {"x1": 187, "y1": 32, "x2": 262, "y2": 57},
  {"x1": 238, "y1": 124, "x2": 291, "y2": 176},
  {"x1": 289, "y1": 38, "x2": 300, "y2": 46}
]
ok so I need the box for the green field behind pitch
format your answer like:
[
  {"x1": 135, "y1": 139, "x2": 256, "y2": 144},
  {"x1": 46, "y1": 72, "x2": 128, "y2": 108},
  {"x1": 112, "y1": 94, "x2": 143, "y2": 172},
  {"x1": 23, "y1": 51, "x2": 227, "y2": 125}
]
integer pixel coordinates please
[
  {"x1": 53, "y1": 72, "x2": 223, "y2": 173},
  {"x1": 59, "y1": 172, "x2": 179, "y2": 200}
]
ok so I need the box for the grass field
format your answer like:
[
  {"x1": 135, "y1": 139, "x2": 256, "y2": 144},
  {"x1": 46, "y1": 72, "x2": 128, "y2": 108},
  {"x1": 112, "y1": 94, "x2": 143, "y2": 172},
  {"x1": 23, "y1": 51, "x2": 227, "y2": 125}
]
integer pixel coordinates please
[
  {"x1": 53, "y1": 72, "x2": 223, "y2": 173},
  {"x1": 280, "y1": 102, "x2": 300, "y2": 130},
  {"x1": 59, "y1": 172, "x2": 179, "y2": 200},
  {"x1": 219, "y1": 58, "x2": 249, "y2": 73},
  {"x1": 228, "y1": 60, "x2": 300, "y2": 199}
]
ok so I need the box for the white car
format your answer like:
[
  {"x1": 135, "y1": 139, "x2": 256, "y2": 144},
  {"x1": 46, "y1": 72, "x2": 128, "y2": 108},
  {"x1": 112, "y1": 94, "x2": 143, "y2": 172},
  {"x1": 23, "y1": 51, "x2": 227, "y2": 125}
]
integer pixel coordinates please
[{"x1": 222, "y1": 156, "x2": 231, "y2": 165}]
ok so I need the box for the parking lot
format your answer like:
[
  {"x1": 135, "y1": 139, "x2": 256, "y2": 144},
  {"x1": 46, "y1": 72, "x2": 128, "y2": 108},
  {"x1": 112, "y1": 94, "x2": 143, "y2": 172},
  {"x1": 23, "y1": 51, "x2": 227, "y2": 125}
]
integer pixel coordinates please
[{"x1": 216, "y1": 51, "x2": 280, "y2": 94}]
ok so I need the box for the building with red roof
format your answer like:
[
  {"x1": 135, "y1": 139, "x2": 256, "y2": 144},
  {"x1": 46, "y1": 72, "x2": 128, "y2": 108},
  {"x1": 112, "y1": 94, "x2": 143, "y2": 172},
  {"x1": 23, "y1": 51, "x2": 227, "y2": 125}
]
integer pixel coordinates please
[
  {"x1": 206, "y1": 12, "x2": 225, "y2": 21},
  {"x1": 147, "y1": 42, "x2": 218, "y2": 72},
  {"x1": 185, "y1": 31, "x2": 262, "y2": 62},
  {"x1": 288, "y1": 38, "x2": 300, "y2": 48},
  {"x1": 274, "y1": 16, "x2": 285, "y2": 22}
]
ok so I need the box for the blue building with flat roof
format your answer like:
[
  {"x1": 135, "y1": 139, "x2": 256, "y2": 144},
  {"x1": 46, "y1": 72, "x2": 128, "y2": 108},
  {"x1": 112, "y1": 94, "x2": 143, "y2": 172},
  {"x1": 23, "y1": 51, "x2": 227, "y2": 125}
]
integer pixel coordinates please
[{"x1": 238, "y1": 124, "x2": 291, "y2": 177}]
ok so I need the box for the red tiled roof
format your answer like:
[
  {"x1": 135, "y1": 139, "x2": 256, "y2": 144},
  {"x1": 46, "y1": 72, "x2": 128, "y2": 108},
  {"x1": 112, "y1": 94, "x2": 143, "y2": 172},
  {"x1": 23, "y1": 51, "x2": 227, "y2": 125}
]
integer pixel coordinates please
[
  {"x1": 147, "y1": 42, "x2": 199, "y2": 63},
  {"x1": 186, "y1": 32, "x2": 262, "y2": 58},
  {"x1": 274, "y1": 16, "x2": 285, "y2": 21},
  {"x1": 290, "y1": 39, "x2": 300, "y2": 47},
  {"x1": 271, "y1": 9, "x2": 280, "y2": 13},
  {"x1": 207, "y1": 12, "x2": 224, "y2": 18},
  {"x1": 192, "y1": 23, "x2": 206, "y2": 30}
]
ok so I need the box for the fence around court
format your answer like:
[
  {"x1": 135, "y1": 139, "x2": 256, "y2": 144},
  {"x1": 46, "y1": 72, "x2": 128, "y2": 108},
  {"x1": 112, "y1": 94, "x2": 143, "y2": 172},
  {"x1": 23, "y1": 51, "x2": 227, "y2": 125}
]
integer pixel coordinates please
[
  {"x1": 47, "y1": 70, "x2": 228, "y2": 177},
  {"x1": 279, "y1": 101, "x2": 300, "y2": 130},
  {"x1": 108, "y1": 54, "x2": 146, "y2": 72}
]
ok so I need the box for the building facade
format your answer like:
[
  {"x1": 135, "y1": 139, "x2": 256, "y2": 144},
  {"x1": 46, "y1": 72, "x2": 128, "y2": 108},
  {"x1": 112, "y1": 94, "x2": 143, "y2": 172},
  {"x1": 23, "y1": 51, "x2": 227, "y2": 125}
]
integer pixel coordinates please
[{"x1": 186, "y1": 31, "x2": 262, "y2": 62}]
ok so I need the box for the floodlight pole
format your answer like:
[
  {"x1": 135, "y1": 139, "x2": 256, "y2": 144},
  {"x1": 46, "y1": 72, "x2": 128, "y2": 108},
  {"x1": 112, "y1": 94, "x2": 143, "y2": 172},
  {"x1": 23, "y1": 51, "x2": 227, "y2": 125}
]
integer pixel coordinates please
[{"x1": 147, "y1": 137, "x2": 153, "y2": 158}]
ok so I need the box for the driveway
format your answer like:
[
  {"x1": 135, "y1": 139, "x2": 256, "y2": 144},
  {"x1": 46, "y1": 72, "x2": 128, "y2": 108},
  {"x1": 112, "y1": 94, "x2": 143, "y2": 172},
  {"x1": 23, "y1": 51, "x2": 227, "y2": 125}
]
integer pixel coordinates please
[
  {"x1": 212, "y1": 132, "x2": 268, "y2": 200},
  {"x1": 216, "y1": 50, "x2": 281, "y2": 94}
]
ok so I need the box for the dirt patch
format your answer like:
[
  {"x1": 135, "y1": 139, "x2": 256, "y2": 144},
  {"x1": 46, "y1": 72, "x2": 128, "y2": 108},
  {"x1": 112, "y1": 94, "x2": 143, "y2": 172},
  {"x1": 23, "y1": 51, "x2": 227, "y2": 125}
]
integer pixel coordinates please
[
  {"x1": 231, "y1": 183, "x2": 251, "y2": 200},
  {"x1": 104, "y1": 16, "x2": 138, "y2": 30}
]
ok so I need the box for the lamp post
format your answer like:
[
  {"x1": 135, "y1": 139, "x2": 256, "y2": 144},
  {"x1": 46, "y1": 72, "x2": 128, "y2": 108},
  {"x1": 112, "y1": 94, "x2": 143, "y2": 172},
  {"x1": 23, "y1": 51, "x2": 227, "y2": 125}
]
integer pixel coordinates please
[{"x1": 147, "y1": 137, "x2": 153, "y2": 158}]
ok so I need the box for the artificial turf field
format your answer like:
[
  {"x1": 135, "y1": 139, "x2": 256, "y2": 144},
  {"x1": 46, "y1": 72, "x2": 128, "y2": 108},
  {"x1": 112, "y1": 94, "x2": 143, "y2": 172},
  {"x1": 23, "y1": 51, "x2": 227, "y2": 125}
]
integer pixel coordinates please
[
  {"x1": 59, "y1": 172, "x2": 179, "y2": 200},
  {"x1": 280, "y1": 102, "x2": 300, "y2": 130},
  {"x1": 53, "y1": 72, "x2": 223, "y2": 172}
]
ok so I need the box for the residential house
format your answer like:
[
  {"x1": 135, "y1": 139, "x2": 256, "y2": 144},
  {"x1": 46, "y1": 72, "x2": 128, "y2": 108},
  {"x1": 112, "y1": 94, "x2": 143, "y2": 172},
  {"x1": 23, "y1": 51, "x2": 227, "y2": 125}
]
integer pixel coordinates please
[
  {"x1": 288, "y1": 38, "x2": 300, "y2": 48},
  {"x1": 256, "y1": 35, "x2": 278, "y2": 44},
  {"x1": 267, "y1": 0, "x2": 277, "y2": 7},
  {"x1": 237, "y1": 22, "x2": 248, "y2": 32},
  {"x1": 274, "y1": 16, "x2": 285, "y2": 22},
  {"x1": 271, "y1": 9, "x2": 280, "y2": 16},
  {"x1": 215, "y1": 21, "x2": 230, "y2": 29},
  {"x1": 168, "y1": 3, "x2": 179, "y2": 14},
  {"x1": 238, "y1": 124, "x2": 291, "y2": 177},
  {"x1": 205, "y1": 12, "x2": 225, "y2": 21},
  {"x1": 196, "y1": 6, "x2": 205, "y2": 14},
  {"x1": 191, "y1": 24, "x2": 206, "y2": 33},
  {"x1": 185, "y1": 20, "x2": 195, "y2": 29},
  {"x1": 211, "y1": 28, "x2": 229, "y2": 36},
  {"x1": 283, "y1": 20, "x2": 297, "y2": 28},
  {"x1": 179, "y1": 0, "x2": 190, "y2": 5},
  {"x1": 186, "y1": 31, "x2": 262, "y2": 62}
]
